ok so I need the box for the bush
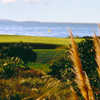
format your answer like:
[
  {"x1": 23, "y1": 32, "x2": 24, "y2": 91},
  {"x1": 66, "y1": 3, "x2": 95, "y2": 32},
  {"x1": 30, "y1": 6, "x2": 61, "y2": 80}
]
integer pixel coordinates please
[
  {"x1": 2, "y1": 47, "x2": 37, "y2": 64},
  {"x1": 78, "y1": 39, "x2": 100, "y2": 94},
  {"x1": 78, "y1": 39, "x2": 97, "y2": 76},
  {"x1": 49, "y1": 51, "x2": 74, "y2": 81},
  {"x1": 0, "y1": 46, "x2": 37, "y2": 78},
  {"x1": 0, "y1": 57, "x2": 24, "y2": 78}
]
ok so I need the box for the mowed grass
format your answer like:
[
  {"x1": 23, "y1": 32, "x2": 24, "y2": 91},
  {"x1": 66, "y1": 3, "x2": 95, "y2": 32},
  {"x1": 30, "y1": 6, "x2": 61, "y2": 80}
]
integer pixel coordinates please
[
  {"x1": 34, "y1": 49, "x2": 65, "y2": 63},
  {"x1": 0, "y1": 35, "x2": 83, "y2": 45}
]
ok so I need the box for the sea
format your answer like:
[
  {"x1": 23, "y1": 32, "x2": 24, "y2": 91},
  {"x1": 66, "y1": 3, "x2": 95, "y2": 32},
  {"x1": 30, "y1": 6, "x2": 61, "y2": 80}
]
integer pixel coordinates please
[{"x1": 0, "y1": 20, "x2": 99, "y2": 37}]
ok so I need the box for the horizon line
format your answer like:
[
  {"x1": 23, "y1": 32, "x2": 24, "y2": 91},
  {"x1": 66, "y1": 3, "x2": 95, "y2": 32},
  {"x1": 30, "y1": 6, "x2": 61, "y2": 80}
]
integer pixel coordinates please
[{"x1": 0, "y1": 19, "x2": 99, "y2": 24}]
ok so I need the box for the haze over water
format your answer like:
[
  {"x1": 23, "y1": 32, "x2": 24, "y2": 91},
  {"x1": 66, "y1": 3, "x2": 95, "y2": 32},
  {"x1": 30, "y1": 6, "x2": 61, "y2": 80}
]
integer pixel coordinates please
[{"x1": 0, "y1": 20, "x2": 99, "y2": 37}]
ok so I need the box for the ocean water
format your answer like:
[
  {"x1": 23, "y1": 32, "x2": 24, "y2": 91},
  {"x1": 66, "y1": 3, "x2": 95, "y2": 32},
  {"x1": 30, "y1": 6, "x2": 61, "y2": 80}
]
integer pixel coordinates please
[{"x1": 0, "y1": 21, "x2": 99, "y2": 37}]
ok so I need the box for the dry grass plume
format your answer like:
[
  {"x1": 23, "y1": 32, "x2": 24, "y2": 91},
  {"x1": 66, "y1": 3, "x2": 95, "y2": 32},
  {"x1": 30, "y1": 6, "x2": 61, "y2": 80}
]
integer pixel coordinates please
[
  {"x1": 69, "y1": 31, "x2": 94, "y2": 100},
  {"x1": 84, "y1": 72, "x2": 95, "y2": 100},
  {"x1": 70, "y1": 86, "x2": 78, "y2": 100},
  {"x1": 93, "y1": 33, "x2": 100, "y2": 77}
]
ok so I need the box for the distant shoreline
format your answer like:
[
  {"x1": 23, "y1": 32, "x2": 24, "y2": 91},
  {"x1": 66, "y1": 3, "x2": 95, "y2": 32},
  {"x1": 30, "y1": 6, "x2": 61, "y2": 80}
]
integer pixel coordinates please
[{"x1": 0, "y1": 19, "x2": 98, "y2": 24}]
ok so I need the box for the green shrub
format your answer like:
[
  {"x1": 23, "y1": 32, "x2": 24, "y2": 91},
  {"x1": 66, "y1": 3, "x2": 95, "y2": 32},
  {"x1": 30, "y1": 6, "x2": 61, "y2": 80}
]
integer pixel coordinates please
[
  {"x1": 78, "y1": 39, "x2": 100, "y2": 88},
  {"x1": 49, "y1": 51, "x2": 74, "y2": 81},
  {"x1": 1, "y1": 47, "x2": 37, "y2": 64},
  {"x1": 78, "y1": 39, "x2": 97, "y2": 76},
  {"x1": 0, "y1": 57, "x2": 24, "y2": 78},
  {"x1": 2, "y1": 64, "x2": 16, "y2": 78}
]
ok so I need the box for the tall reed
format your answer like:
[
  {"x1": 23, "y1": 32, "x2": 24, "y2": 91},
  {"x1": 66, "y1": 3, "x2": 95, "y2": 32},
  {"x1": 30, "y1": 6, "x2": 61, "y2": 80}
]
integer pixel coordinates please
[
  {"x1": 69, "y1": 31, "x2": 91, "y2": 100},
  {"x1": 84, "y1": 72, "x2": 95, "y2": 100},
  {"x1": 70, "y1": 86, "x2": 78, "y2": 100},
  {"x1": 93, "y1": 33, "x2": 100, "y2": 77}
]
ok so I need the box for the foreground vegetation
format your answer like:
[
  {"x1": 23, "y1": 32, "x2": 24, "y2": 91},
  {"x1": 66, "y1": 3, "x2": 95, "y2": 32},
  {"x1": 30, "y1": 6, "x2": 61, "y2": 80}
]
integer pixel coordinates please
[{"x1": 0, "y1": 35, "x2": 100, "y2": 100}]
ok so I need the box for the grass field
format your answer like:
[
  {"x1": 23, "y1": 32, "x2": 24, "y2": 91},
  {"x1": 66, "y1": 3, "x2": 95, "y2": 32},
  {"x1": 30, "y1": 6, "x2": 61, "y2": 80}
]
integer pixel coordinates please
[
  {"x1": 0, "y1": 35, "x2": 83, "y2": 72},
  {"x1": 0, "y1": 35, "x2": 83, "y2": 45}
]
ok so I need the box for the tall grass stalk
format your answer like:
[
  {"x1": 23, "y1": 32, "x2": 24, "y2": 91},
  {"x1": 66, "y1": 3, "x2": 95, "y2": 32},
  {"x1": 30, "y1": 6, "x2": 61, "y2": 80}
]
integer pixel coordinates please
[
  {"x1": 93, "y1": 33, "x2": 100, "y2": 77},
  {"x1": 84, "y1": 72, "x2": 95, "y2": 100},
  {"x1": 69, "y1": 31, "x2": 89, "y2": 100},
  {"x1": 70, "y1": 86, "x2": 78, "y2": 100}
]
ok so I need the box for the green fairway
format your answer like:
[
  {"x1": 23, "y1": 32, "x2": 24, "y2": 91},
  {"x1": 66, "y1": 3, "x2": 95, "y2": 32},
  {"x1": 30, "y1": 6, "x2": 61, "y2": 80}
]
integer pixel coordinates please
[
  {"x1": 34, "y1": 49, "x2": 65, "y2": 63},
  {"x1": 0, "y1": 35, "x2": 83, "y2": 45}
]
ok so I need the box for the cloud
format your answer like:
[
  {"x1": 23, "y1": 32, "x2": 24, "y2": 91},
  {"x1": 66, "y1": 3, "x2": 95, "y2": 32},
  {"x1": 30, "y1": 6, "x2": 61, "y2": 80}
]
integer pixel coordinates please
[
  {"x1": 24, "y1": 0, "x2": 49, "y2": 5},
  {"x1": 24, "y1": 0, "x2": 41, "y2": 4},
  {"x1": 1, "y1": 0, "x2": 16, "y2": 4},
  {"x1": 0, "y1": 0, "x2": 48, "y2": 4}
]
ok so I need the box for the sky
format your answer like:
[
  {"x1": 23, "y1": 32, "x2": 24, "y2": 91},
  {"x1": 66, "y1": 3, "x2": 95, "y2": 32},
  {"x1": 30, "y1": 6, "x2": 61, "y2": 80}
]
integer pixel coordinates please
[{"x1": 0, "y1": 0, "x2": 100, "y2": 23}]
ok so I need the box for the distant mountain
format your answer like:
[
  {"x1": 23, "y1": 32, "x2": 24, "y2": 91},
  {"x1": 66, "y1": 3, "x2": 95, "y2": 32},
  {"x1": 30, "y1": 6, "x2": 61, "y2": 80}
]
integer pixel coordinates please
[
  {"x1": 0, "y1": 19, "x2": 16, "y2": 22},
  {"x1": 0, "y1": 19, "x2": 67, "y2": 27},
  {"x1": 0, "y1": 19, "x2": 97, "y2": 25},
  {"x1": 0, "y1": 19, "x2": 43, "y2": 26}
]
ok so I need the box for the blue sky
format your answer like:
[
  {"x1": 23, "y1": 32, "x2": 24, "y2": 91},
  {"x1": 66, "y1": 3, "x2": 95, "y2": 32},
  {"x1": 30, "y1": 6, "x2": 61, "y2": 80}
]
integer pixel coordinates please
[{"x1": 0, "y1": 0, "x2": 100, "y2": 23}]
